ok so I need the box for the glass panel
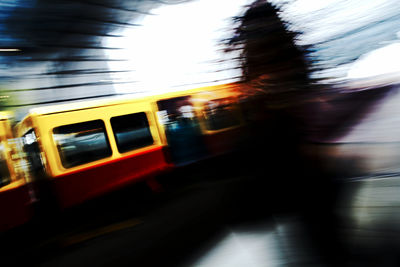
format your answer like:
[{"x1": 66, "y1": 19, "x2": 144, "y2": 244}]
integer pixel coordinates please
[
  {"x1": 53, "y1": 120, "x2": 111, "y2": 168},
  {"x1": 203, "y1": 98, "x2": 240, "y2": 131},
  {"x1": 110, "y1": 112, "x2": 154, "y2": 153}
]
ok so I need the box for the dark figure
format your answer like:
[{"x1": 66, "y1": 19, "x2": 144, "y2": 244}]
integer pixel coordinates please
[{"x1": 226, "y1": 1, "x2": 345, "y2": 265}]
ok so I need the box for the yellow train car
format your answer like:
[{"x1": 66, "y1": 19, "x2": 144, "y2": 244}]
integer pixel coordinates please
[
  {"x1": 13, "y1": 82, "x2": 249, "y2": 210},
  {"x1": 16, "y1": 96, "x2": 171, "y2": 209}
]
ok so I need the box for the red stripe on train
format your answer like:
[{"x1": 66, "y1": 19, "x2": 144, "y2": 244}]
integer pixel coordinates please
[{"x1": 52, "y1": 145, "x2": 171, "y2": 209}]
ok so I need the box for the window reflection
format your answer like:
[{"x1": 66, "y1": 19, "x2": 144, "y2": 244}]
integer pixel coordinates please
[
  {"x1": 203, "y1": 98, "x2": 240, "y2": 130},
  {"x1": 53, "y1": 120, "x2": 111, "y2": 168},
  {"x1": 110, "y1": 112, "x2": 154, "y2": 153}
]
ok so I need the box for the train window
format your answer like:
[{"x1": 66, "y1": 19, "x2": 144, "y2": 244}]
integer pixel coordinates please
[
  {"x1": 0, "y1": 143, "x2": 10, "y2": 187},
  {"x1": 110, "y1": 112, "x2": 154, "y2": 153},
  {"x1": 53, "y1": 120, "x2": 111, "y2": 168},
  {"x1": 203, "y1": 98, "x2": 240, "y2": 131}
]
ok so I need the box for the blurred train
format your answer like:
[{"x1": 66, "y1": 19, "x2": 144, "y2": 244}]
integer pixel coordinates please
[
  {"x1": 0, "y1": 113, "x2": 34, "y2": 232},
  {"x1": 0, "y1": 82, "x2": 266, "y2": 232}
]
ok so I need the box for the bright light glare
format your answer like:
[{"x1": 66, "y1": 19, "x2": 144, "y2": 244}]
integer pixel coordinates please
[
  {"x1": 189, "y1": 221, "x2": 317, "y2": 266},
  {"x1": 106, "y1": 0, "x2": 250, "y2": 94},
  {"x1": 0, "y1": 48, "x2": 20, "y2": 52},
  {"x1": 347, "y1": 42, "x2": 400, "y2": 79}
]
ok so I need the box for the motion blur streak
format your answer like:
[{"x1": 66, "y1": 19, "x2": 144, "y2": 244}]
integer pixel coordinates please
[
  {"x1": 2, "y1": 0, "x2": 400, "y2": 267},
  {"x1": 0, "y1": 0, "x2": 188, "y2": 119}
]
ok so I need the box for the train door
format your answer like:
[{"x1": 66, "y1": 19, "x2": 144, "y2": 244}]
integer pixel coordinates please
[
  {"x1": 21, "y1": 129, "x2": 55, "y2": 212},
  {"x1": 22, "y1": 130, "x2": 45, "y2": 180},
  {"x1": 157, "y1": 96, "x2": 207, "y2": 165}
]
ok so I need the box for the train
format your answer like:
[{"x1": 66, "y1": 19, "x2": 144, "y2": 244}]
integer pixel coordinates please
[{"x1": 0, "y1": 82, "x2": 266, "y2": 232}]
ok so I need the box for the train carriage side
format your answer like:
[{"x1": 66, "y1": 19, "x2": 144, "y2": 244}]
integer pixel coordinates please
[
  {"x1": 16, "y1": 98, "x2": 170, "y2": 209},
  {"x1": 152, "y1": 83, "x2": 246, "y2": 165},
  {"x1": 0, "y1": 113, "x2": 33, "y2": 232}
]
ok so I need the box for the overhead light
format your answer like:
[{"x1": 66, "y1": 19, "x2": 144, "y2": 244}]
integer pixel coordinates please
[{"x1": 0, "y1": 48, "x2": 21, "y2": 52}]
